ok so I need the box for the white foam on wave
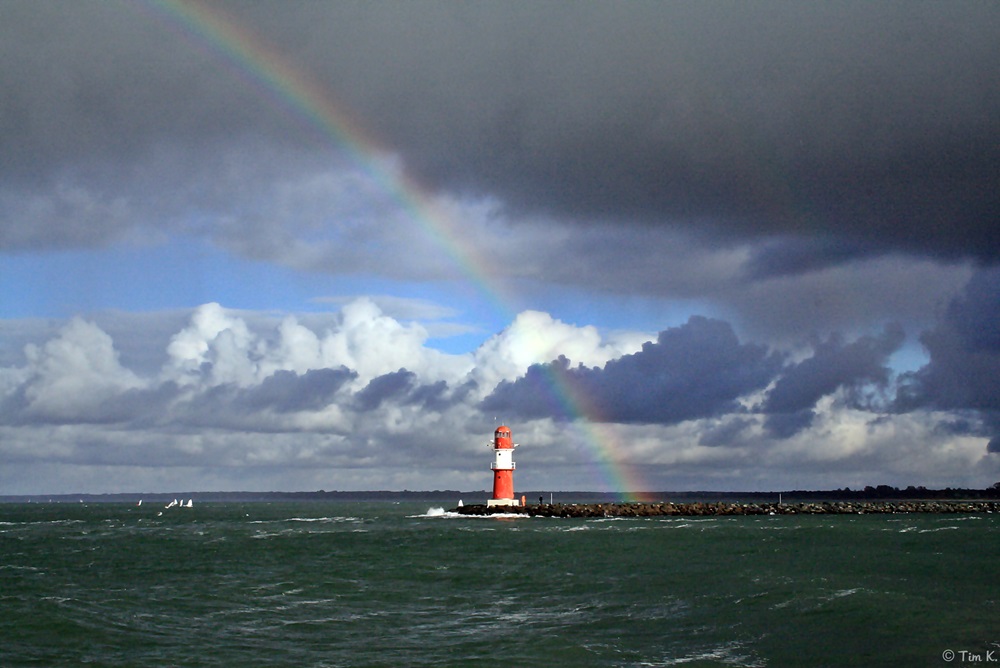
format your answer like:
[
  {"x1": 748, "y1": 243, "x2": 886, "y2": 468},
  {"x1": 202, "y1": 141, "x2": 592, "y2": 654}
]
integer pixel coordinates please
[
  {"x1": 919, "y1": 525, "x2": 959, "y2": 533},
  {"x1": 826, "y1": 587, "x2": 863, "y2": 601},
  {"x1": 656, "y1": 639, "x2": 764, "y2": 667},
  {"x1": 408, "y1": 507, "x2": 534, "y2": 519},
  {"x1": 407, "y1": 507, "x2": 463, "y2": 518}
]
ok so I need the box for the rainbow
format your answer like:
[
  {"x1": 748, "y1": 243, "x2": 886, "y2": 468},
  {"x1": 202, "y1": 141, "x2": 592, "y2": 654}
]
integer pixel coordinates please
[
  {"x1": 137, "y1": 0, "x2": 510, "y2": 308},
  {"x1": 540, "y1": 364, "x2": 654, "y2": 501},
  {"x1": 136, "y1": 0, "x2": 650, "y2": 500}
]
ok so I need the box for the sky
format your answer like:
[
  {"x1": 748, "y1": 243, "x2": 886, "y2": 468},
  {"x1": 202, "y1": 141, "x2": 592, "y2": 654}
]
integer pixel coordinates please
[{"x1": 1, "y1": 1, "x2": 998, "y2": 496}]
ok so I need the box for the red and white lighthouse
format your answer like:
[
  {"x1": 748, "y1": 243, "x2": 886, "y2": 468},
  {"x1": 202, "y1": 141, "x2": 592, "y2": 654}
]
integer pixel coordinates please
[{"x1": 486, "y1": 425, "x2": 520, "y2": 507}]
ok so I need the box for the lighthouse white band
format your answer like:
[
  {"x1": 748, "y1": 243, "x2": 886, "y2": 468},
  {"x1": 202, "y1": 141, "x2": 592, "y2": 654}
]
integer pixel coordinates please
[{"x1": 492, "y1": 448, "x2": 515, "y2": 470}]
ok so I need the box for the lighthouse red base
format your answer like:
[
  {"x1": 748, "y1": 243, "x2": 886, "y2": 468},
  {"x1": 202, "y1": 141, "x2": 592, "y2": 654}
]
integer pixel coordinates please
[
  {"x1": 492, "y1": 469, "x2": 514, "y2": 500},
  {"x1": 486, "y1": 425, "x2": 521, "y2": 507}
]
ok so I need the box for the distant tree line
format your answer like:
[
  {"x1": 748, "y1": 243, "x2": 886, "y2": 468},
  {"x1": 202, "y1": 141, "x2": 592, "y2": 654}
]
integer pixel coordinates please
[
  {"x1": 6, "y1": 485, "x2": 1000, "y2": 504},
  {"x1": 748, "y1": 484, "x2": 1000, "y2": 501}
]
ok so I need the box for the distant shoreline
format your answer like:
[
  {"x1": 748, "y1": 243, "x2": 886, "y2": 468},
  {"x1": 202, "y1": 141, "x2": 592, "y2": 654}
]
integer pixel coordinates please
[{"x1": 2, "y1": 485, "x2": 999, "y2": 504}]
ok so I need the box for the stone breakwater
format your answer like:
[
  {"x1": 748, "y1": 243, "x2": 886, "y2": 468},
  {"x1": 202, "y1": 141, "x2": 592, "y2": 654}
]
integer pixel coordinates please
[{"x1": 453, "y1": 500, "x2": 1000, "y2": 518}]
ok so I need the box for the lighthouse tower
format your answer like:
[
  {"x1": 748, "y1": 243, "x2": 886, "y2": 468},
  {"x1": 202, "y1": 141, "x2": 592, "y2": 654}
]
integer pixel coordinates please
[{"x1": 486, "y1": 425, "x2": 520, "y2": 507}]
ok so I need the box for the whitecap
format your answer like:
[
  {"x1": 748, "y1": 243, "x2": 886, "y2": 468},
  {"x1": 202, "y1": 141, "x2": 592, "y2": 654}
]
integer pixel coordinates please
[
  {"x1": 450, "y1": 512, "x2": 524, "y2": 519},
  {"x1": 653, "y1": 639, "x2": 765, "y2": 667},
  {"x1": 408, "y1": 507, "x2": 483, "y2": 518},
  {"x1": 827, "y1": 588, "x2": 863, "y2": 600},
  {"x1": 919, "y1": 526, "x2": 959, "y2": 533}
]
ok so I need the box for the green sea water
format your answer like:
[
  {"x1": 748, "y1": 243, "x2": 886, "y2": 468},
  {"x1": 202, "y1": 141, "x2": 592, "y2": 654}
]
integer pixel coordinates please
[{"x1": 1, "y1": 501, "x2": 997, "y2": 667}]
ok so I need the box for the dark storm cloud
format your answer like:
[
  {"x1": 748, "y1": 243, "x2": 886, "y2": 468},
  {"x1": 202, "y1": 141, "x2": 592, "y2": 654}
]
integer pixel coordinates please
[
  {"x1": 483, "y1": 317, "x2": 784, "y2": 425},
  {"x1": 486, "y1": 315, "x2": 912, "y2": 434},
  {"x1": 896, "y1": 269, "x2": 1000, "y2": 444},
  {"x1": 355, "y1": 369, "x2": 463, "y2": 412},
  {"x1": 92, "y1": 382, "x2": 183, "y2": 426},
  {"x1": 406, "y1": 379, "x2": 464, "y2": 412},
  {"x1": 355, "y1": 370, "x2": 418, "y2": 411},
  {"x1": 0, "y1": 377, "x2": 178, "y2": 428},
  {"x1": 762, "y1": 323, "x2": 905, "y2": 436},
  {"x1": 172, "y1": 368, "x2": 356, "y2": 430},
  {"x1": 0, "y1": 1, "x2": 282, "y2": 177},
  {"x1": 2, "y1": 2, "x2": 997, "y2": 263},
  {"x1": 698, "y1": 417, "x2": 757, "y2": 448},
  {"x1": 742, "y1": 238, "x2": 872, "y2": 280},
  {"x1": 242, "y1": 368, "x2": 356, "y2": 413},
  {"x1": 761, "y1": 410, "x2": 817, "y2": 441},
  {"x1": 0, "y1": 365, "x2": 355, "y2": 430}
]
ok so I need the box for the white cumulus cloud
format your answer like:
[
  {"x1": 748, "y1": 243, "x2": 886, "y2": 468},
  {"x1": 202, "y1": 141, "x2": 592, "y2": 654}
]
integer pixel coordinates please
[{"x1": 20, "y1": 318, "x2": 143, "y2": 421}]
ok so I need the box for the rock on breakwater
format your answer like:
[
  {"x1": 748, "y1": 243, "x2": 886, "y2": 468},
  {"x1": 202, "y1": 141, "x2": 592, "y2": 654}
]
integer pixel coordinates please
[{"x1": 452, "y1": 500, "x2": 1000, "y2": 518}]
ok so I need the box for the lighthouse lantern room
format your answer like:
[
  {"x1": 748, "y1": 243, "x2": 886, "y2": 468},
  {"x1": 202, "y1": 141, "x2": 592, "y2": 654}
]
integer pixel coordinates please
[{"x1": 486, "y1": 425, "x2": 520, "y2": 507}]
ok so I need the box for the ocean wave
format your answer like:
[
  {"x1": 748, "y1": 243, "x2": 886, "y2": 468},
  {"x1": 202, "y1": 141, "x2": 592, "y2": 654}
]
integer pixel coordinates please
[
  {"x1": 412, "y1": 507, "x2": 526, "y2": 519},
  {"x1": 652, "y1": 639, "x2": 765, "y2": 667},
  {"x1": 407, "y1": 507, "x2": 462, "y2": 518},
  {"x1": 919, "y1": 526, "x2": 959, "y2": 533},
  {"x1": 287, "y1": 516, "x2": 360, "y2": 523}
]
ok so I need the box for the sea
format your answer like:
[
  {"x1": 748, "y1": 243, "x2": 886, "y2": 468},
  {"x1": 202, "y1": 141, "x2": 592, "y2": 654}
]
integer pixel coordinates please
[{"x1": 2, "y1": 499, "x2": 997, "y2": 667}]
